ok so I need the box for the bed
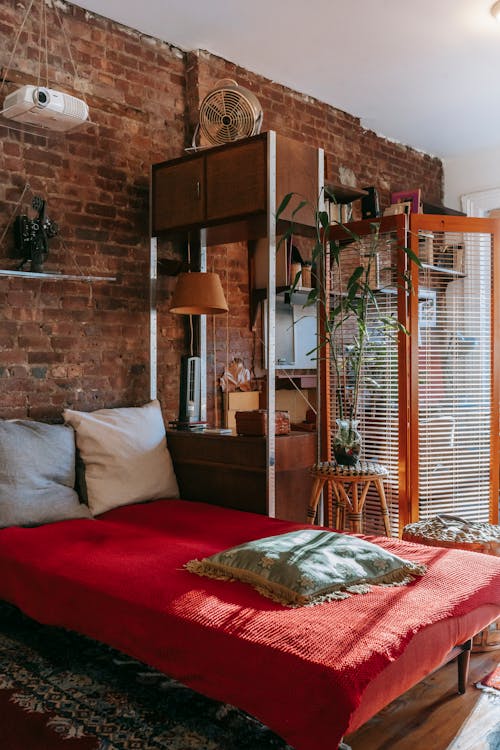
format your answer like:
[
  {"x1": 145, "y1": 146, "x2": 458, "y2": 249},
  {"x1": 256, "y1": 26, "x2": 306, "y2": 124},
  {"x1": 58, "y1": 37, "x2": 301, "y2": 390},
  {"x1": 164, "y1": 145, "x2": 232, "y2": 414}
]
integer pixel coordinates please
[
  {"x1": 0, "y1": 404, "x2": 499, "y2": 750},
  {"x1": 0, "y1": 498, "x2": 498, "y2": 750}
]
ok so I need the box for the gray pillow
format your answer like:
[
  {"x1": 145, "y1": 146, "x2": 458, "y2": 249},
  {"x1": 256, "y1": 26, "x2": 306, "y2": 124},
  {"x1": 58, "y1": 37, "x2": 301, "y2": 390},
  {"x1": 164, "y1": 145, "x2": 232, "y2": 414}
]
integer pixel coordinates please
[{"x1": 0, "y1": 420, "x2": 92, "y2": 528}]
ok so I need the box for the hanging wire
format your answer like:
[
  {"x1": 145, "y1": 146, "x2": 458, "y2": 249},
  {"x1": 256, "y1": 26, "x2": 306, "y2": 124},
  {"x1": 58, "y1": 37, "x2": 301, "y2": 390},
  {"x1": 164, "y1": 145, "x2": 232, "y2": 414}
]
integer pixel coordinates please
[
  {"x1": 36, "y1": 0, "x2": 43, "y2": 91},
  {"x1": 225, "y1": 247, "x2": 230, "y2": 367},
  {"x1": 212, "y1": 258, "x2": 218, "y2": 427},
  {"x1": 0, "y1": 182, "x2": 31, "y2": 248},
  {"x1": 52, "y1": 0, "x2": 90, "y2": 108},
  {"x1": 0, "y1": 0, "x2": 36, "y2": 93},
  {"x1": 43, "y1": 0, "x2": 49, "y2": 88},
  {"x1": 186, "y1": 234, "x2": 194, "y2": 357},
  {"x1": 1, "y1": 0, "x2": 90, "y2": 113}
]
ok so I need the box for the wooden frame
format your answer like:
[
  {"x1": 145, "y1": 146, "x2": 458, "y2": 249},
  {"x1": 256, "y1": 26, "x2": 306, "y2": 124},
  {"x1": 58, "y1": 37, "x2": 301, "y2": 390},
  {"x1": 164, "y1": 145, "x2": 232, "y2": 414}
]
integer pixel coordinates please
[
  {"x1": 409, "y1": 214, "x2": 500, "y2": 528},
  {"x1": 321, "y1": 213, "x2": 500, "y2": 534}
]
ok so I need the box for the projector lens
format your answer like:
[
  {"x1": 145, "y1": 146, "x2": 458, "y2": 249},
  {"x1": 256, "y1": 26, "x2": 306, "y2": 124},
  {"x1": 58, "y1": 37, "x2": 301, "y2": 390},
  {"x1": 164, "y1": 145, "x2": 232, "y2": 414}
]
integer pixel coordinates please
[{"x1": 34, "y1": 87, "x2": 50, "y2": 107}]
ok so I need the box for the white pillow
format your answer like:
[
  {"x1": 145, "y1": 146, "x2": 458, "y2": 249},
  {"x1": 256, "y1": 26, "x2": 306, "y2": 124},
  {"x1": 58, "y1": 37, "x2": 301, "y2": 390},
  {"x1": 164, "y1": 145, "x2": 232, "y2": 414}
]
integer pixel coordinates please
[{"x1": 63, "y1": 400, "x2": 179, "y2": 515}]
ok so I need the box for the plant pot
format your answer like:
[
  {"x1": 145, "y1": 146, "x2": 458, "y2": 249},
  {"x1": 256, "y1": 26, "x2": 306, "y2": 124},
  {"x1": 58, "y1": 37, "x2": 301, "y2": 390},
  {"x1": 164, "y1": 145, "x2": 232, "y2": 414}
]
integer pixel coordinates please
[{"x1": 333, "y1": 419, "x2": 361, "y2": 467}]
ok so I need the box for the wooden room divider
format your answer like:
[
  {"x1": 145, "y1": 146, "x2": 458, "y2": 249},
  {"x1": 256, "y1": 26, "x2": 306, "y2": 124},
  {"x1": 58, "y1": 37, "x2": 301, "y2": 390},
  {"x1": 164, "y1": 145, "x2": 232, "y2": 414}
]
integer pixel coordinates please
[{"x1": 321, "y1": 213, "x2": 500, "y2": 535}]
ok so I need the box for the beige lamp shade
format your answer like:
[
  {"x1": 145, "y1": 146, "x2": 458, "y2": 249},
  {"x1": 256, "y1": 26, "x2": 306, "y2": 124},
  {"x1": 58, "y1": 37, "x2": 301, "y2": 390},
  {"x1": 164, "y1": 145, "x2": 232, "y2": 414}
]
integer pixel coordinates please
[{"x1": 169, "y1": 272, "x2": 229, "y2": 315}]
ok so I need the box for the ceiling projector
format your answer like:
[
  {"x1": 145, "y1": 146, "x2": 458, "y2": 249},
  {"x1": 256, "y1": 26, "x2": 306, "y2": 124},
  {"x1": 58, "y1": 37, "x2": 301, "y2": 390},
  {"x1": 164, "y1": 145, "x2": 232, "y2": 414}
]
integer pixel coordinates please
[{"x1": 2, "y1": 85, "x2": 89, "y2": 132}]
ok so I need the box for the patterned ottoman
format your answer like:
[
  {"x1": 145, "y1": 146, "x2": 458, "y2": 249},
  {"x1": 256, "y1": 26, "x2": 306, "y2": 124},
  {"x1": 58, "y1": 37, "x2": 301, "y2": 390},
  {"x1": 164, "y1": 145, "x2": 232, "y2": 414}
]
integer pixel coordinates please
[{"x1": 403, "y1": 515, "x2": 500, "y2": 651}]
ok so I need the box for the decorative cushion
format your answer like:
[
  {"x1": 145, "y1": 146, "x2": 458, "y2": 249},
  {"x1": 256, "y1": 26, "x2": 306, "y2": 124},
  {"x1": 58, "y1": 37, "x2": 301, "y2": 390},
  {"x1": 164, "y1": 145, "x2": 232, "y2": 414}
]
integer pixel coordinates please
[
  {"x1": 311, "y1": 461, "x2": 389, "y2": 477},
  {"x1": 185, "y1": 528, "x2": 426, "y2": 607},
  {"x1": 403, "y1": 515, "x2": 500, "y2": 556},
  {"x1": 0, "y1": 420, "x2": 91, "y2": 528},
  {"x1": 63, "y1": 400, "x2": 179, "y2": 516}
]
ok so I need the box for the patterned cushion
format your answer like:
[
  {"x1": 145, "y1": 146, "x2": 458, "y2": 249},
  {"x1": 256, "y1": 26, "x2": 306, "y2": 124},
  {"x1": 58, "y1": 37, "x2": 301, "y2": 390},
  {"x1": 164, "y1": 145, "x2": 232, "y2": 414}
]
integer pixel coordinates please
[
  {"x1": 403, "y1": 515, "x2": 500, "y2": 556},
  {"x1": 311, "y1": 461, "x2": 389, "y2": 477},
  {"x1": 186, "y1": 529, "x2": 426, "y2": 607}
]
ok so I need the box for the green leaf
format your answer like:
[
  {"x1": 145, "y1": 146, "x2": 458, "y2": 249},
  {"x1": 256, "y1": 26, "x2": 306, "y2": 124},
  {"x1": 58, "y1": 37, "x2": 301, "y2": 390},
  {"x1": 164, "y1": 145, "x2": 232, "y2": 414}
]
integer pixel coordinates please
[
  {"x1": 276, "y1": 226, "x2": 292, "y2": 252},
  {"x1": 403, "y1": 245, "x2": 422, "y2": 268},
  {"x1": 319, "y1": 210, "x2": 330, "y2": 230},
  {"x1": 324, "y1": 185, "x2": 336, "y2": 203},
  {"x1": 291, "y1": 200, "x2": 308, "y2": 219},
  {"x1": 276, "y1": 193, "x2": 293, "y2": 219},
  {"x1": 305, "y1": 288, "x2": 318, "y2": 305},
  {"x1": 347, "y1": 266, "x2": 364, "y2": 288},
  {"x1": 290, "y1": 269, "x2": 302, "y2": 290}
]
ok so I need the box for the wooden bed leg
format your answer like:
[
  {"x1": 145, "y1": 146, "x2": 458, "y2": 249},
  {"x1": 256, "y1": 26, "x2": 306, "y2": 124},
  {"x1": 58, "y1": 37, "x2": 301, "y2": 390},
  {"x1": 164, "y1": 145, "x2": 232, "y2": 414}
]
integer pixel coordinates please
[{"x1": 457, "y1": 638, "x2": 472, "y2": 694}]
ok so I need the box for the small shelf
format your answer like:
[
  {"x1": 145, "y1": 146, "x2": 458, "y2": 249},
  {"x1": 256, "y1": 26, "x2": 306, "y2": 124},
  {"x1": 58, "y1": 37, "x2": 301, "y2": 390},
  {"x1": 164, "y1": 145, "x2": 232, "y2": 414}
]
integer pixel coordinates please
[
  {"x1": 0, "y1": 269, "x2": 117, "y2": 281},
  {"x1": 421, "y1": 263, "x2": 466, "y2": 278},
  {"x1": 250, "y1": 286, "x2": 289, "y2": 329},
  {"x1": 324, "y1": 183, "x2": 368, "y2": 204},
  {"x1": 422, "y1": 202, "x2": 466, "y2": 217},
  {"x1": 287, "y1": 287, "x2": 315, "y2": 305},
  {"x1": 250, "y1": 286, "x2": 316, "y2": 328}
]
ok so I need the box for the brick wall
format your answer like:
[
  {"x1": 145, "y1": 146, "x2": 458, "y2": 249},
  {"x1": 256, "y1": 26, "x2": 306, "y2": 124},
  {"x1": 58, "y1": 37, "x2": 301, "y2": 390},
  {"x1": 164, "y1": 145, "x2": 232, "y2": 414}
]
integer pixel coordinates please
[
  {"x1": 0, "y1": 2, "x2": 443, "y2": 424},
  {"x1": 190, "y1": 50, "x2": 443, "y2": 424},
  {"x1": 0, "y1": 0, "x2": 186, "y2": 420}
]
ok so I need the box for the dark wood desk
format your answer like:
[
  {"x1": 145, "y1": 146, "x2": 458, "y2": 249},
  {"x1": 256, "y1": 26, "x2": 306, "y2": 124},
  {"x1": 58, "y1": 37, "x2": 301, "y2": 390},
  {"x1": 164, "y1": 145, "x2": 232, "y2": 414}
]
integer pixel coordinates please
[{"x1": 166, "y1": 430, "x2": 316, "y2": 523}]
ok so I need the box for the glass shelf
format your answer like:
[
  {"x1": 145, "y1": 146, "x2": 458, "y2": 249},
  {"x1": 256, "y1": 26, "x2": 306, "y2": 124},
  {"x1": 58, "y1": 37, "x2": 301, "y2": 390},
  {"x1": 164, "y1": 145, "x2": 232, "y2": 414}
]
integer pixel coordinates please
[
  {"x1": 421, "y1": 263, "x2": 466, "y2": 278},
  {"x1": 0, "y1": 269, "x2": 116, "y2": 282}
]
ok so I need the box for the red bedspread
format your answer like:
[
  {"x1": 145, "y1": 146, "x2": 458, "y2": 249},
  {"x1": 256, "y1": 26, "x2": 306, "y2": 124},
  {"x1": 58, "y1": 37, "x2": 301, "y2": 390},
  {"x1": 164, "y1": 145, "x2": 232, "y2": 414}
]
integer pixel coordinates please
[{"x1": 0, "y1": 499, "x2": 499, "y2": 750}]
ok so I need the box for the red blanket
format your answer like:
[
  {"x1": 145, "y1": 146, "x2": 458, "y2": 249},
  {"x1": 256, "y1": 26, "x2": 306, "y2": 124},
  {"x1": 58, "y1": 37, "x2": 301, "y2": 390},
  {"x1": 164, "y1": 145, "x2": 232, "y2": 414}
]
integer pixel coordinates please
[{"x1": 0, "y1": 499, "x2": 499, "y2": 750}]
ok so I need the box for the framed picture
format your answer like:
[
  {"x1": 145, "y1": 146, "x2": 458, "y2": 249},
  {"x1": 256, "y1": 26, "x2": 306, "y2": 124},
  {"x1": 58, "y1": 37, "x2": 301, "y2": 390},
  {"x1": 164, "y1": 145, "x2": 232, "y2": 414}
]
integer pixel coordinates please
[
  {"x1": 391, "y1": 188, "x2": 422, "y2": 213},
  {"x1": 418, "y1": 288, "x2": 437, "y2": 328},
  {"x1": 383, "y1": 201, "x2": 412, "y2": 217}
]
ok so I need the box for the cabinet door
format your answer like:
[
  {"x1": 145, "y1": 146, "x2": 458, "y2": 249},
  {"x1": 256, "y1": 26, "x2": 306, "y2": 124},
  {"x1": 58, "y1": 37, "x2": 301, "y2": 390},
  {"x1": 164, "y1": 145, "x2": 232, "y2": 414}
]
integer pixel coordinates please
[
  {"x1": 276, "y1": 135, "x2": 320, "y2": 228},
  {"x1": 206, "y1": 138, "x2": 267, "y2": 223},
  {"x1": 152, "y1": 157, "x2": 205, "y2": 234}
]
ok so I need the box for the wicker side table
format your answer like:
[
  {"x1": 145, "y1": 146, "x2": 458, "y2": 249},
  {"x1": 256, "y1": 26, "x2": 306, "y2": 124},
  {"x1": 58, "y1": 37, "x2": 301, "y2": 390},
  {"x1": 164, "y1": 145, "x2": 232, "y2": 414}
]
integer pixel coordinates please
[
  {"x1": 403, "y1": 515, "x2": 500, "y2": 652},
  {"x1": 307, "y1": 461, "x2": 391, "y2": 536}
]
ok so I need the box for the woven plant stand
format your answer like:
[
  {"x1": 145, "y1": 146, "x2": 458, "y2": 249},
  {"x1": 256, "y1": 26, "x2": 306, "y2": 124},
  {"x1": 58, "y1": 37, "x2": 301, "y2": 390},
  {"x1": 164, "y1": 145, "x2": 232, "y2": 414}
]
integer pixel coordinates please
[{"x1": 307, "y1": 461, "x2": 391, "y2": 536}]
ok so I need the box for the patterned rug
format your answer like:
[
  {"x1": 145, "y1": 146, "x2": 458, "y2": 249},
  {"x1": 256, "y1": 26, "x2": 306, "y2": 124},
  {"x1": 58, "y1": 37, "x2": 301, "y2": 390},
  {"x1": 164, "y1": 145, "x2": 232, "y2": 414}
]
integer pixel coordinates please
[
  {"x1": 0, "y1": 602, "x2": 292, "y2": 750},
  {"x1": 476, "y1": 664, "x2": 500, "y2": 698}
]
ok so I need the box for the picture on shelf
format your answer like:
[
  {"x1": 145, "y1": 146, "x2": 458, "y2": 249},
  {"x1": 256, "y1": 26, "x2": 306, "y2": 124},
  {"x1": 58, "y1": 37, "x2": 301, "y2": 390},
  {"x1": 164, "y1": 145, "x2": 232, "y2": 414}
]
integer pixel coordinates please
[
  {"x1": 390, "y1": 188, "x2": 422, "y2": 213},
  {"x1": 418, "y1": 288, "x2": 437, "y2": 328},
  {"x1": 383, "y1": 201, "x2": 412, "y2": 217}
]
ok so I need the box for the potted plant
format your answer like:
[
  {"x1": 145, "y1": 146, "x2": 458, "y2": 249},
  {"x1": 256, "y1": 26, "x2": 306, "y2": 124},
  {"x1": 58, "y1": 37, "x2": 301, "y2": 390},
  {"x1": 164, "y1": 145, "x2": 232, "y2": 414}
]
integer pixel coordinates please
[{"x1": 277, "y1": 188, "x2": 419, "y2": 466}]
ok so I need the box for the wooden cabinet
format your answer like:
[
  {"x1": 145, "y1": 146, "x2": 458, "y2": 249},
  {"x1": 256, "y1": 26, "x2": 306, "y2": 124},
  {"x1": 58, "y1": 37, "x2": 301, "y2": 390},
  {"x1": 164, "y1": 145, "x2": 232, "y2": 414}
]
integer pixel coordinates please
[
  {"x1": 166, "y1": 430, "x2": 316, "y2": 523},
  {"x1": 153, "y1": 156, "x2": 205, "y2": 232},
  {"x1": 151, "y1": 133, "x2": 324, "y2": 519},
  {"x1": 151, "y1": 132, "x2": 320, "y2": 238},
  {"x1": 205, "y1": 138, "x2": 267, "y2": 223}
]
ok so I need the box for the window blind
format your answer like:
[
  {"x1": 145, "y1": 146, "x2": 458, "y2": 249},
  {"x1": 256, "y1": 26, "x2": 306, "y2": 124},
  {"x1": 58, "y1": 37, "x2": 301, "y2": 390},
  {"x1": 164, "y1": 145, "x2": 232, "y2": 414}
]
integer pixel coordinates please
[
  {"x1": 328, "y1": 227, "x2": 401, "y2": 535},
  {"x1": 416, "y1": 229, "x2": 492, "y2": 523}
]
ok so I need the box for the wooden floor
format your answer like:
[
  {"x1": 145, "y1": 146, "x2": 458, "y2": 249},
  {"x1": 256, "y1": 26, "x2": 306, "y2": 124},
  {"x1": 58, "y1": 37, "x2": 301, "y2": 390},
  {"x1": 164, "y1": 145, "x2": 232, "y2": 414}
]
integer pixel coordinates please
[{"x1": 346, "y1": 651, "x2": 500, "y2": 750}]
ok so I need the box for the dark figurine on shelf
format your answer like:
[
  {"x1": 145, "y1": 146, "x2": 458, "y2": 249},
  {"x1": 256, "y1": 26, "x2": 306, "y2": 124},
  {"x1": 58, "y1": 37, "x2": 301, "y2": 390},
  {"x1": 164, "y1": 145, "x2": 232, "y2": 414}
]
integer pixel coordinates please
[{"x1": 13, "y1": 195, "x2": 59, "y2": 273}]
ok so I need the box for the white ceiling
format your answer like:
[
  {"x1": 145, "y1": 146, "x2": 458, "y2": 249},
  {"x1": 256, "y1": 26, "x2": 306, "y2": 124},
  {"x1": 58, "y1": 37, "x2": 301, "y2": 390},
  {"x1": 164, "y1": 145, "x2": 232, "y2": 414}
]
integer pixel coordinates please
[{"x1": 71, "y1": 0, "x2": 500, "y2": 159}]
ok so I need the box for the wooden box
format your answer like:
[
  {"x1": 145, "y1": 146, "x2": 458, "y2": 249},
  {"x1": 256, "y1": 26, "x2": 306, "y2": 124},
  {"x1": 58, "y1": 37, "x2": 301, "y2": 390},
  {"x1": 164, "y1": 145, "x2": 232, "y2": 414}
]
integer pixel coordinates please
[
  {"x1": 223, "y1": 391, "x2": 260, "y2": 431},
  {"x1": 235, "y1": 409, "x2": 290, "y2": 436}
]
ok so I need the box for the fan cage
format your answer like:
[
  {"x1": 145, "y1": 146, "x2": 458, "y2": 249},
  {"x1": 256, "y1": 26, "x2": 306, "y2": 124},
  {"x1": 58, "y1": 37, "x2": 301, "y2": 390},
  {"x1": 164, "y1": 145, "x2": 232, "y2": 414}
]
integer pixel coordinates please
[{"x1": 199, "y1": 85, "x2": 262, "y2": 146}]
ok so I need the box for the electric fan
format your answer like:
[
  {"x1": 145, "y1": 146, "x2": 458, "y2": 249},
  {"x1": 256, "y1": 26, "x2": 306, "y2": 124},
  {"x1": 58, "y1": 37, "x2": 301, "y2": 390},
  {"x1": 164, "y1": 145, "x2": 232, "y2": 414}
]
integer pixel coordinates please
[{"x1": 198, "y1": 79, "x2": 263, "y2": 147}]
